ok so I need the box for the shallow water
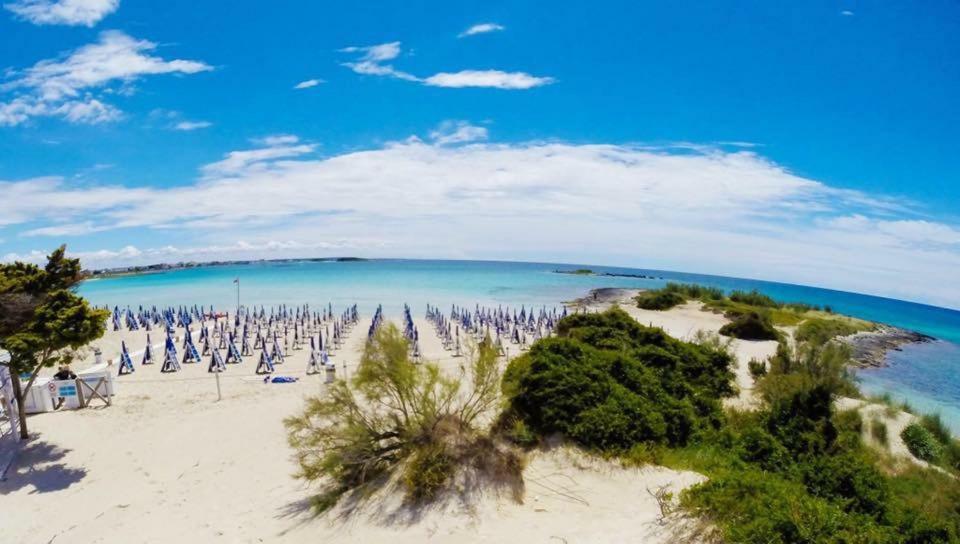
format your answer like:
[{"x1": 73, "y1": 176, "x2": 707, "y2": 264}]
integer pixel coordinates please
[
  {"x1": 78, "y1": 258, "x2": 960, "y2": 431},
  {"x1": 857, "y1": 340, "x2": 960, "y2": 432}
]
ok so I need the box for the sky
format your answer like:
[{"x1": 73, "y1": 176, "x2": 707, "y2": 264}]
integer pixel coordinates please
[{"x1": 1, "y1": 0, "x2": 959, "y2": 309}]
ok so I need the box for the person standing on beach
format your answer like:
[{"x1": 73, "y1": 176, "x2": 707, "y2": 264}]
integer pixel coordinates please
[{"x1": 53, "y1": 366, "x2": 77, "y2": 410}]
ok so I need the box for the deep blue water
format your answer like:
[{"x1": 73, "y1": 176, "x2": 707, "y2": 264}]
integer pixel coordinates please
[{"x1": 78, "y1": 258, "x2": 960, "y2": 431}]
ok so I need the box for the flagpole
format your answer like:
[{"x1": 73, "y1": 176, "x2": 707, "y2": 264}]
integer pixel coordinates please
[{"x1": 235, "y1": 278, "x2": 240, "y2": 315}]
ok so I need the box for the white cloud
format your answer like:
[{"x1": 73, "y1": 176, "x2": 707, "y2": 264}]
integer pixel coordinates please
[
  {"x1": 341, "y1": 42, "x2": 402, "y2": 62},
  {"x1": 458, "y1": 23, "x2": 504, "y2": 38},
  {"x1": 4, "y1": 0, "x2": 118, "y2": 26},
  {"x1": 423, "y1": 70, "x2": 554, "y2": 89},
  {"x1": 340, "y1": 41, "x2": 419, "y2": 81},
  {"x1": 0, "y1": 30, "x2": 211, "y2": 126},
  {"x1": 716, "y1": 141, "x2": 760, "y2": 148},
  {"x1": 339, "y1": 41, "x2": 553, "y2": 90},
  {"x1": 22, "y1": 221, "x2": 106, "y2": 237},
  {"x1": 841, "y1": 10, "x2": 854, "y2": 16},
  {"x1": 0, "y1": 176, "x2": 149, "y2": 226},
  {"x1": 4, "y1": 138, "x2": 960, "y2": 308},
  {"x1": 201, "y1": 136, "x2": 315, "y2": 177},
  {"x1": 294, "y1": 78, "x2": 323, "y2": 89},
  {"x1": 173, "y1": 120, "x2": 212, "y2": 131},
  {"x1": 0, "y1": 94, "x2": 121, "y2": 125},
  {"x1": 254, "y1": 134, "x2": 299, "y2": 146},
  {"x1": 429, "y1": 120, "x2": 488, "y2": 145},
  {"x1": 825, "y1": 215, "x2": 960, "y2": 247}
]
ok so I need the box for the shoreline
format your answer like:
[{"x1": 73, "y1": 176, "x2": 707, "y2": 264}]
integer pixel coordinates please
[{"x1": 84, "y1": 256, "x2": 369, "y2": 279}]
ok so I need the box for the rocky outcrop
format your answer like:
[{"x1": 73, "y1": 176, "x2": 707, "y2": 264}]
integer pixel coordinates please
[{"x1": 841, "y1": 326, "x2": 935, "y2": 368}]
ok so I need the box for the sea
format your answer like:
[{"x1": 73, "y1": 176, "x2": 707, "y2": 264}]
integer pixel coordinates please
[{"x1": 77, "y1": 259, "x2": 960, "y2": 432}]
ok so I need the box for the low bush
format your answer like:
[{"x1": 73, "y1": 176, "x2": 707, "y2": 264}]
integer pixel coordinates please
[
  {"x1": 504, "y1": 308, "x2": 734, "y2": 451},
  {"x1": 901, "y1": 423, "x2": 943, "y2": 462},
  {"x1": 718, "y1": 311, "x2": 779, "y2": 341},
  {"x1": 800, "y1": 453, "x2": 888, "y2": 517},
  {"x1": 729, "y1": 289, "x2": 779, "y2": 308},
  {"x1": 286, "y1": 325, "x2": 522, "y2": 509},
  {"x1": 684, "y1": 469, "x2": 894, "y2": 543},
  {"x1": 870, "y1": 418, "x2": 889, "y2": 446},
  {"x1": 747, "y1": 358, "x2": 767, "y2": 380},
  {"x1": 404, "y1": 443, "x2": 454, "y2": 501},
  {"x1": 785, "y1": 302, "x2": 823, "y2": 313},
  {"x1": 662, "y1": 282, "x2": 724, "y2": 300},
  {"x1": 635, "y1": 283, "x2": 726, "y2": 311},
  {"x1": 635, "y1": 289, "x2": 686, "y2": 310},
  {"x1": 920, "y1": 413, "x2": 954, "y2": 445},
  {"x1": 918, "y1": 414, "x2": 960, "y2": 471},
  {"x1": 796, "y1": 317, "x2": 861, "y2": 344},
  {"x1": 737, "y1": 425, "x2": 790, "y2": 472},
  {"x1": 759, "y1": 339, "x2": 858, "y2": 404}
]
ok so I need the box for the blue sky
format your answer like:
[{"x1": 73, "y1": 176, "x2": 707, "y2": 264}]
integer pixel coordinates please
[{"x1": 1, "y1": 0, "x2": 959, "y2": 308}]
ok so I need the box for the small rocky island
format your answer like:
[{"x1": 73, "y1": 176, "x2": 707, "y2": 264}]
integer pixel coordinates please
[{"x1": 554, "y1": 269, "x2": 664, "y2": 280}]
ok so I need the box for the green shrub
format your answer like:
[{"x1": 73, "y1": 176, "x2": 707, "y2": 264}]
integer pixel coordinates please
[
  {"x1": 870, "y1": 418, "x2": 889, "y2": 446},
  {"x1": 760, "y1": 340, "x2": 858, "y2": 402},
  {"x1": 500, "y1": 415, "x2": 539, "y2": 448},
  {"x1": 635, "y1": 289, "x2": 686, "y2": 310},
  {"x1": 944, "y1": 439, "x2": 960, "y2": 472},
  {"x1": 796, "y1": 317, "x2": 860, "y2": 344},
  {"x1": 662, "y1": 282, "x2": 724, "y2": 300},
  {"x1": 683, "y1": 470, "x2": 892, "y2": 543},
  {"x1": 747, "y1": 358, "x2": 767, "y2": 380},
  {"x1": 766, "y1": 384, "x2": 838, "y2": 456},
  {"x1": 504, "y1": 308, "x2": 734, "y2": 451},
  {"x1": 719, "y1": 311, "x2": 779, "y2": 341},
  {"x1": 785, "y1": 302, "x2": 823, "y2": 313},
  {"x1": 738, "y1": 425, "x2": 790, "y2": 472},
  {"x1": 621, "y1": 442, "x2": 662, "y2": 466},
  {"x1": 635, "y1": 283, "x2": 726, "y2": 311},
  {"x1": 901, "y1": 423, "x2": 943, "y2": 462},
  {"x1": 886, "y1": 466, "x2": 960, "y2": 542},
  {"x1": 404, "y1": 444, "x2": 454, "y2": 501},
  {"x1": 729, "y1": 289, "x2": 779, "y2": 308},
  {"x1": 832, "y1": 409, "x2": 865, "y2": 453},
  {"x1": 920, "y1": 413, "x2": 953, "y2": 445},
  {"x1": 286, "y1": 325, "x2": 522, "y2": 509},
  {"x1": 801, "y1": 453, "x2": 889, "y2": 517}
]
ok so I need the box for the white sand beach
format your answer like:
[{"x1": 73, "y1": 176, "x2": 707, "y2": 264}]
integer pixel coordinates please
[{"x1": 1, "y1": 297, "x2": 785, "y2": 543}]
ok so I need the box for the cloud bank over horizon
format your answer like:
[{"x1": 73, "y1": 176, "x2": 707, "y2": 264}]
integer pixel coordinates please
[{"x1": 2, "y1": 128, "x2": 959, "y2": 309}]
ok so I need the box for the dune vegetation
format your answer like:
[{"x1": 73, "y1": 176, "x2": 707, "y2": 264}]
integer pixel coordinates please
[
  {"x1": 502, "y1": 307, "x2": 960, "y2": 543},
  {"x1": 636, "y1": 283, "x2": 874, "y2": 336},
  {"x1": 288, "y1": 302, "x2": 960, "y2": 542},
  {"x1": 285, "y1": 324, "x2": 523, "y2": 510}
]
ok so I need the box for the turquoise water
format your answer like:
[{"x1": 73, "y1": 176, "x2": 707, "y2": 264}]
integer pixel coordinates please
[{"x1": 78, "y1": 258, "x2": 960, "y2": 431}]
